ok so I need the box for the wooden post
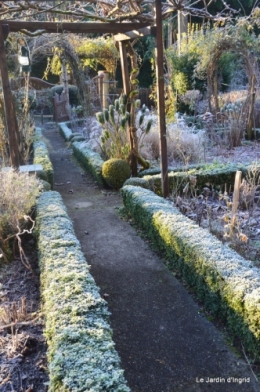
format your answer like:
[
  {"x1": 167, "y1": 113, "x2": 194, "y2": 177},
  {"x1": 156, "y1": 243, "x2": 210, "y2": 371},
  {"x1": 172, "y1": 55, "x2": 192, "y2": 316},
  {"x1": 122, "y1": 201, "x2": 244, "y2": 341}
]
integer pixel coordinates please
[
  {"x1": 61, "y1": 58, "x2": 71, "y2": 120},
  {"x1": 231, "y1": 171, "x2": 242, "y2": 226},
  {"x1": 119, "y1": 40, "x2": 137, "y2": 174},
  {"x1": 0, "y1": 24, "x2": 21, "y2": 168},
  {"x1": 246, "y1": 74, "x2": 256, "y2": 140},
  {"x1": 177, "y1": 10, "x2": 188, "y2": 55},
  {"x1": 155, "y1": 0, "x2": 169, "y2": 197},
  {"x1": 119, "y1": 41, "x2": 131, "y2": 97}
]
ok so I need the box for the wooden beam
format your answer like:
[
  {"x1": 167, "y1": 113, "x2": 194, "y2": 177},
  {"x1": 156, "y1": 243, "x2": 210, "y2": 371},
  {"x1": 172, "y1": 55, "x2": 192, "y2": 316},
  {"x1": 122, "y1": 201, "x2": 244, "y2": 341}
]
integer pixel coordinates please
[
  {"x1": 1, "y1": 24, "x2": 9, "y2": 40},
  {"x1": 119, "y1": 42, "x2": 131, "y2": 97},
  {"x1": 0, "y1": 24, "x2": 21, "y2": 168},
  {"x1": 155, "y1": 0, "x2": 169, "y2": 198},
  {"x1": 114, "y1": 26, "x2": 156, "y2": 41},
  {"x1": 0, "y1": 21, "x2": 150, "y2": 34},
  {"x1": 119, "y1": 41, "x2": 134, "y2": 156}
]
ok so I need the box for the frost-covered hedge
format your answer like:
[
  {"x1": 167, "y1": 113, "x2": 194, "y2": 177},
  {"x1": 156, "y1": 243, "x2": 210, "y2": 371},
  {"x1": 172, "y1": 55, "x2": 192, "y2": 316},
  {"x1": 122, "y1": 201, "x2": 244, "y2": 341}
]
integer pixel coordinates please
[
  {"x1": 58, "y1": 122, "x2": 73, "y2": 141},
  {"x1": 36, "y1": 191, "x2": 129, "y2": 392},
  {"x1": 72, "y1": 142, "x2": 105, "y2": 186},
  {"x1": 33, "y1": 128, "x2": 54, "y2": 189},
  {"x1": 138, "y1": 164, "x2": 204, "y2": 177},
  {"x1": 59, "y1": 121, "x2": 85, "y2": 141},
  {"x1": 123, "y1": 177, "x2": 150, "y2": 189},
  {"x1": 121, "y1": 185, "x2": 260, "y2": 358},
  {"x1": 143, "y1": 163, "x2": 250, "y2": 195}
]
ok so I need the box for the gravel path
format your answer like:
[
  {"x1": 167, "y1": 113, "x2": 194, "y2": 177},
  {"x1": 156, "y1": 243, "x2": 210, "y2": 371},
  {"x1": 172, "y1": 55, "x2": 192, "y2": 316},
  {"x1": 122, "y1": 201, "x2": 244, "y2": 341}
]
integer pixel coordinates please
[{"x1": 42, "y1": 122, "x2": 260, "y2": 392}]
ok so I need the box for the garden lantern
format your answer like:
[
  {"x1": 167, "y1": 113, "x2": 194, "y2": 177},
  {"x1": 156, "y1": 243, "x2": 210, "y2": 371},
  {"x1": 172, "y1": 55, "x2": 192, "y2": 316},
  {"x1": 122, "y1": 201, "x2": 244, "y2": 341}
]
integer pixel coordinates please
[{"x1": 18, "y1": 40, "x2": 31, "y2": 73}]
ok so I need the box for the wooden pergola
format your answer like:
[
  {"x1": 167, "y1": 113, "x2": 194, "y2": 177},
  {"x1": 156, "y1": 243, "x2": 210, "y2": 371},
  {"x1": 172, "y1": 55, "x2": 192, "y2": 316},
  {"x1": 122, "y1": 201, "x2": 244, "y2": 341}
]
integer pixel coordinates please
[{"x1": 0, "y1": 0, "x2": 169, "y2": 197}]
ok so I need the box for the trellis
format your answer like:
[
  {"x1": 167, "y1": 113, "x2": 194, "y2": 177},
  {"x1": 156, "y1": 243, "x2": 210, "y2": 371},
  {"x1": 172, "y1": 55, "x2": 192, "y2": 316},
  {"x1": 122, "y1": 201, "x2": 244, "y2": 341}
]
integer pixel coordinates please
[
  {"x1": 0, "y1": 0, "x2": 169, "y2": 197},
  {"x1": 207, "y1": 36, "x2": 257, "y2": 140}
]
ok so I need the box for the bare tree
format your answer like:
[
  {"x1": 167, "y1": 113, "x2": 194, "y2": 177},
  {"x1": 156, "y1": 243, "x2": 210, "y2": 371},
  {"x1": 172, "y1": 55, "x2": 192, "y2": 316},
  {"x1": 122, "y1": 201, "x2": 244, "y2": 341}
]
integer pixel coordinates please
[{"x1": 0, "y1": 1, "x2": 237, "y2": 26}]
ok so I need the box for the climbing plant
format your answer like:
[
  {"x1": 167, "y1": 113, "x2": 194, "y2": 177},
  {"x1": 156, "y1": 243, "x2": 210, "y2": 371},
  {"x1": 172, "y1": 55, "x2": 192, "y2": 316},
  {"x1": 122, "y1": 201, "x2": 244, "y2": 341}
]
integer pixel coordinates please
[{"x1": 74, "y1": 36, "x2": 119, "y2": 77}]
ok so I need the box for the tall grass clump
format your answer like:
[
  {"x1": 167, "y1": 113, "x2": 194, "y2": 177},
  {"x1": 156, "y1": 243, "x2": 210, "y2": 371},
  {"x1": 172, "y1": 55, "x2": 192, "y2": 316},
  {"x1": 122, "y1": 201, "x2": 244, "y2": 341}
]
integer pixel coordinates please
[{"x1": 0, "y1": 169, "x2": 40, "y2": 263}]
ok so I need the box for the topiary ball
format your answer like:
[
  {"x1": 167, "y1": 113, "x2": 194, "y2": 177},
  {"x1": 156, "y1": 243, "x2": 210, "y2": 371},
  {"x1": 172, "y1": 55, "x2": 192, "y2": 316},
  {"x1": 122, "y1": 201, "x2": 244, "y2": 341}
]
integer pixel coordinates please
[{"x1": 102, "y1": 158, "x2": 131, "y2": 189}]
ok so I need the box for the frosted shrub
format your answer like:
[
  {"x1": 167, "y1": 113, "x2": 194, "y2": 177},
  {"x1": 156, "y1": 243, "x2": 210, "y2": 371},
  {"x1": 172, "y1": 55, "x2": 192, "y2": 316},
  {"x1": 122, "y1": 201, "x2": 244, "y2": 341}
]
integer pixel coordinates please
[
  {"x1": 167, "y1": 122, "x2": 205, "y2": 164},
  {"x1": 80, "y1": 118, "x2": 102, "y2": 153},
  {"x1": 0, "y1": 169, "x2": 40, "y2": 262},
  {"x1": 139, "y1": 114, "x2": 205, "y2": 165}
]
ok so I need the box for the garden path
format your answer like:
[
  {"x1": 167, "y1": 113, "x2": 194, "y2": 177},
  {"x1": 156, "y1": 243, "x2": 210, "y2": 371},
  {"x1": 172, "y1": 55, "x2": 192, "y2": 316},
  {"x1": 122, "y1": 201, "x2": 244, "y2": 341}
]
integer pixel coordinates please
[{"x1": 41, "y1": 121, "x2": 259, "y2": 392}]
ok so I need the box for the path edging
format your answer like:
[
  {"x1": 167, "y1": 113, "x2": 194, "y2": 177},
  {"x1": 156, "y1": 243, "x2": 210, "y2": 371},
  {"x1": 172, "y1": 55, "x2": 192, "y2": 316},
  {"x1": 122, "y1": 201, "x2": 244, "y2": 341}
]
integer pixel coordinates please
[
  {"x1": 36, "y1": 191, "x2": 130, "y2": 392},
  {"x1": 33, "y1": 127, "x2": 54, "y2": 189},
  {"x1": 72, "y1": 141, "x2": 105, "y2": 186},
  {"x1": 121, "y1": 185, "x2": 260, "y2": 359},
  {"x1": 141, "y1": 163, "x2": 256, "y2": 195}
]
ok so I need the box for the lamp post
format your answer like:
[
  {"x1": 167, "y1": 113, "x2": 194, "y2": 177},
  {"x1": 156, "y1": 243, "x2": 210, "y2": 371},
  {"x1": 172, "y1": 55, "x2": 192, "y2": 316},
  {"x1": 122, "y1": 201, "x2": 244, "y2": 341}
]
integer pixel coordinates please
[{"x1": 18, "y1": 40, "x2": 31, "y2": 74}]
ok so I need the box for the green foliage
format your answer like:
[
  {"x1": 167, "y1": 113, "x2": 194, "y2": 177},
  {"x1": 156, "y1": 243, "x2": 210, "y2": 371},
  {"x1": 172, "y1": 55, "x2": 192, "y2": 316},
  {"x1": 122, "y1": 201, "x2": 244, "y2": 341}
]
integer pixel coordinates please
[
  {"x1": 102, "y1": 158, "x2": 131, "y2": 189},
  {"x1": 121, "y1": 185, "x2": 260, "y2": 358},
  {"x1": 49, "y1": 85, "x2": 79, "y2": 106},
  {"x1": 166, "y1": 50, "x2": 202, "y2": 115},
  {"x1": 167, "y1": 51, "x2": 200, "y2": 91},
  {"x1": 75, "y1": 37, "x2": 119, "y2": 76},
  {"x1": 36, "y1": 191, "x2": 130, "y2": 391}
]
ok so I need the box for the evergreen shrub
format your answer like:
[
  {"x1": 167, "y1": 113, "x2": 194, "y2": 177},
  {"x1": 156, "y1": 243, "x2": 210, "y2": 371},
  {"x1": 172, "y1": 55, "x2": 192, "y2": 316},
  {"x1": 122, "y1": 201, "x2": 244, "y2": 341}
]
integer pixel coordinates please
[{"x1": 102, "y1": 158, "x2": 131, "y2": 189}]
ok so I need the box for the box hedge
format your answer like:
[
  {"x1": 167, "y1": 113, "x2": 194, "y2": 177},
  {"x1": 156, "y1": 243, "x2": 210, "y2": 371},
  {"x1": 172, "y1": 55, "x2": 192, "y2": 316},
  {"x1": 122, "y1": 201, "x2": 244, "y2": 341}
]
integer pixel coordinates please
[
  {"x1": 121, "y1": 185, "x2": 260, "y2": 359},
  {"x1": 36, "y1": 191, "x2": 129, "y2": 392},
  {"x1": 72, "y1": 142, "x2": 105, "y2": 187},
  {"x1": 33, "y1": 128, "x2": 54, "y2": 189},
  {"x1": 142, "y1": 162, "x2": 259, "y2": 195},
  {"x1": 58, "y1": 122, "x2": 73, "y2": 141},
  {"x1": 50, "y1": 85, "x2": 79, "y2": 106}
]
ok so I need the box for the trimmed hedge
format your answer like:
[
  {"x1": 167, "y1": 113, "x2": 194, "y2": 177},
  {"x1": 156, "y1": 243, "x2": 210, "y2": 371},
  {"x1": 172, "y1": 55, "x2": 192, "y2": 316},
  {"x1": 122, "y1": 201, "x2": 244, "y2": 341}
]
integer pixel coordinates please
[
  {"x1": 138, "y1": 164, "x2": 205, "y2": 178},
  {"x1": 36, "y1": 191, "x2": 130, "y2": 392},
  {"x1": 142, "y1": 162, "x2": 259, "y2": 195},
  {"x1": 121, "y1": 185, "x2": 260, "y2": 358},
  {"x1": 59, "y1": 122, "x2": 73, "y2": 141},
  {"x1": 33, "y1": 128, "x2": 54, "y2": 189},
  {"x1": 50, "y1": 85, "x2": 79, "y2": 106},
  {"x1": 72, "y1": 142, "x2": 105, "y2": 187},
  {"x1": 123, "y1": 177, "x2": 150, "y2": 189}
]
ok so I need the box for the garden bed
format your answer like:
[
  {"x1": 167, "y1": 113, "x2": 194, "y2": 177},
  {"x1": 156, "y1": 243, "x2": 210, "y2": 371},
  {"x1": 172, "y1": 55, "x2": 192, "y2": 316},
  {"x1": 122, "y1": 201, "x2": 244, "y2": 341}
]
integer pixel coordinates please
[
  {"x1": 121, "y1": 185, "x2": 260, "y2": 360},
  {"x1": 0, "y1": 237, "x2": 49, "y2": 391}
]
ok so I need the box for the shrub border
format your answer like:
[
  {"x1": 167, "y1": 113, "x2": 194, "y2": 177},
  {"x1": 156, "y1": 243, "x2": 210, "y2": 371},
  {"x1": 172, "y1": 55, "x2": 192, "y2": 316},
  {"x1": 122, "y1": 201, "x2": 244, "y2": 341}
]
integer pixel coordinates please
[
  {"x1": 33, "y1": 127, "x2": 54, "y2": 189},
  {"x1": 72, "y1": 141, "x2": 105, "y2": 187},
  {"x1": 58, "y1": 120, "x2": 85, "y2": 141},
  {"x1": 36, "y1": 191, "x2": 130, "y2": 391},
  {"x1": 121, "y1": 185, "x2": 260, "y2": 358},
  {"x1": 141, "y1": 162, "x2": 259, "y2": 195},
  {"x1": 58, "y1": 121, "x2": 73, "y2": 141}
]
